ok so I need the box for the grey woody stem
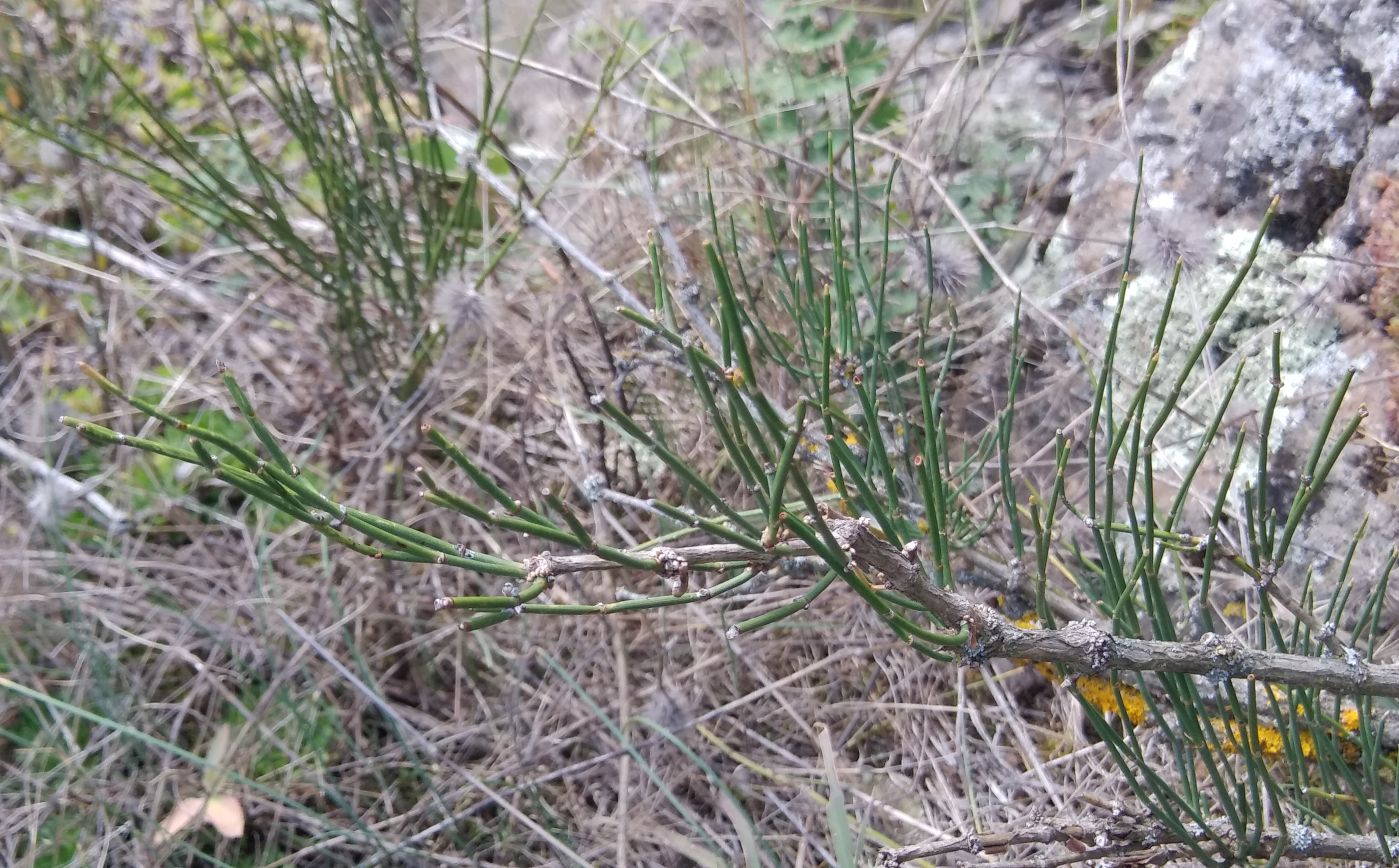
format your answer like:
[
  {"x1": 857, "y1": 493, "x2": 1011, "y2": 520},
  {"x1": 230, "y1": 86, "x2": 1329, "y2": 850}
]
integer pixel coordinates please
[
  {"x1": 828, "y1": 517, "x2": 1399, "y2": 699},
  {"x1": 879, "y1": 814, "x2": 1397, "y2": 865},
  {"x1": 504, "y1": 515, "x2": 1399, "y2": 699}
]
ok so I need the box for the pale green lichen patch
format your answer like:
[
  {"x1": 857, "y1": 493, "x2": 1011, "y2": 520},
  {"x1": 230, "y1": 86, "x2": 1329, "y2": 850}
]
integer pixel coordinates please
[
  {"x1": 1105, "y1": 229, "x2": 1341, "y2": 479},
  {"x1": 1143, "y1": 24, "x2": 1204, "y2": 100}
]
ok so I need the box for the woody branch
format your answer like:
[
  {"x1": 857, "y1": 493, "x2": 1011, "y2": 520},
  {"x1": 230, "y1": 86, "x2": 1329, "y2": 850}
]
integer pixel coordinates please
[{"x1": 442, "y1": 514, "x2": 1399, "y2": 700}]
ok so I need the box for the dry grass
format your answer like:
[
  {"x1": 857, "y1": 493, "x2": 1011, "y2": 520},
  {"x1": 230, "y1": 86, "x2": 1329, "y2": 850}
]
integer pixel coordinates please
[{"x1": 0, "y1": 0, "x2": 1221, "y2": 864}]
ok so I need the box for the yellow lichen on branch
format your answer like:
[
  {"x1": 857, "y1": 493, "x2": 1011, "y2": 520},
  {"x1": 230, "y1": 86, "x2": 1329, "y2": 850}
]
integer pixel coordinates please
[{"x1": 1010, "y1": 610, "x2": 1362, "y2": 759}]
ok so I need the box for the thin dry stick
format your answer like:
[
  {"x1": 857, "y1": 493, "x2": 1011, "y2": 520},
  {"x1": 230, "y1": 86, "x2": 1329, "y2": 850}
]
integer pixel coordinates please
[
  {"x1": 0, "y1": 436, "x2": 129, "y2": 533},
  {"x1": 424, "y1": 150, "x2": 810, "y2": 445},
  {"x1": 421, "y1": 31, "x2": 918, "y2": 232},
  {"x1": 631, "y1": 157, "x2": 724, "y2": 352},
  {"x1": 789, "y1": 0, "x2": 954, "y2": 213},
  {"x1": 853, "y1": 131, "x2": 1082, "y2": 349},
  {"x1": 0, "y1": 206, "x2": 213, "y2": 309},
  {"x1": 446, "y1": 144, "x2": 650, "y2": 316}
]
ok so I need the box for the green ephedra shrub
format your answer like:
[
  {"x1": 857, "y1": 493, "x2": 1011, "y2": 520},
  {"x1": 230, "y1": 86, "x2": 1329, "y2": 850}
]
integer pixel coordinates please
[{"x1": 59, "y1": 170, "x2": 1399, "y2": 864}]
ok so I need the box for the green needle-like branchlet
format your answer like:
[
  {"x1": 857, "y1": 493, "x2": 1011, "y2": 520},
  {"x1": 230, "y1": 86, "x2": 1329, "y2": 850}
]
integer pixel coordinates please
[
  {"x1": 827, "y1": 424, "x2": 900, "y2": 544},
  {"x1": 423, "y1": 489, "x2": 580, "y2": 549},
  {"x1": 78, "y1": 363, "x2": 263, "y2": 472},
  {"x1": 421, "y1": 423, "x2": 552, "y2": 526},
  {"x1": 593, "y1": 398, "x2": 759, "y2": 533},
  {"x1": 1144, "y1": 197, "x2": 1279, "y2": 447},
  {"x1": 887, "y1": 613, "x2": 968, "y2": 647},
  {"x1": 221, "y1": 367, "x2": 298, "y2": 476},
  {"x1": 461, "y1": 610, "x2": 519, "y2": 632},
  {"x1": 732, "y1": 569, "x2": 840, "y2": 636},
  {"x1": 1273, "y1": 406, "x2": 1366, "y2": 567},
  {"x1": 765, "y1": 400, "x2": 809, "y2": 543},
  {"x1": 685, "y1": 346, "x2": 768, "y2": 496},
  {"x1": 543, "y1": 490, "x2": 596, "y2": 551},
  {"x1": 648, "y1": 501, "x2": 768, "y2": 553},
  {"x1": 51, "y1": 117, "x2": 1399, "y2": 865}
]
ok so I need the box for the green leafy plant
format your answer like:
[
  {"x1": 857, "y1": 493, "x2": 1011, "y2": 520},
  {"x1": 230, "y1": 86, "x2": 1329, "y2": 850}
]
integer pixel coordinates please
[{"x1": 753, "y1": 5, "x2": 906, "y2": 223}]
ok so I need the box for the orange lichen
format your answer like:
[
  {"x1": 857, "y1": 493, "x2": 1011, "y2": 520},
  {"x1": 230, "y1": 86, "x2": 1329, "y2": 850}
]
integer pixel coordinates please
[
  {"x1": 1214, "y1": 718, "x2": 1297, "y2": 758},
  {"x1": 1010, "y1": 613, "x2": 1148, "y2": 725},
  {"x1": 1012, "y1": 612, "x2": 1041, "y2": 631},
  {"x1": 1221, "y1": 599, "x2": 1249, "y2": 620},
  {"x1": 1209, "y1": 718, "x2": 1363, "y2": 762},
  {"x1": 1074, "y1": 675, "x2": 1149, "y2": 726},
  {"x1": 1340, "y1": 706, "x2": 1361, "y2": 733},
  {"x1": 1008, "y1": 610, "x2": 1365, "y2": 761},
  {"x1": 1364, "y1": 174, "x2": 1399, "y2": 338},
  {"x1": 822, "y1": 477, "x2": 855, "y2": 515}
]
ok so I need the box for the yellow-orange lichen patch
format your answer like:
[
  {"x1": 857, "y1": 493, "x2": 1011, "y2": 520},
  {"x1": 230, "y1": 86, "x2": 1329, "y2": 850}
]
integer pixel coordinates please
[
  {"x1": 1008, "y1": 610, "x2": 1366, "y2": 761},
  {"x1": 1365, "y1": 174, "x2": 1399, "y2": 338}
]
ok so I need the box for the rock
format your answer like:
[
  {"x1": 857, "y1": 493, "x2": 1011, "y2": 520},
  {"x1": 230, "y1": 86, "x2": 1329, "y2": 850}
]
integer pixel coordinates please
[
  {"x1": 1035, "y1": 0, "x2": 1399, "y2": 620},
  {"x1": 1060, "y1": 0, "x2": 1377, "y2": 274}
]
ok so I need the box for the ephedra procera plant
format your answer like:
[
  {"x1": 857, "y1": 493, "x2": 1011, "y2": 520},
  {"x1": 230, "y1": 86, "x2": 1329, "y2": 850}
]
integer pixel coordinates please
[{"x1": 59, "y1": 174, "x2": 1399, "y2": 864}]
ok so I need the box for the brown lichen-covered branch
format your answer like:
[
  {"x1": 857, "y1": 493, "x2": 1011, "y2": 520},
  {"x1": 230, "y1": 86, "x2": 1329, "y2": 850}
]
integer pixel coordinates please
[{"x1": 827, "y1": 517, "x2": 1399, "y2": 698}]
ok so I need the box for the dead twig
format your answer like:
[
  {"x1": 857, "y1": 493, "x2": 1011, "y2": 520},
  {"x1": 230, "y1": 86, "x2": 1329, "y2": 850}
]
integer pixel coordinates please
[
  {"x1": 0, "y1": 206, "x2": 215, "y2": 310},
  {"x1": 0, "y1": 436, "x2": 129, "y2": 533},
  {"x1": 433, "y1": 138, "x2": 649, "y2": 317}
]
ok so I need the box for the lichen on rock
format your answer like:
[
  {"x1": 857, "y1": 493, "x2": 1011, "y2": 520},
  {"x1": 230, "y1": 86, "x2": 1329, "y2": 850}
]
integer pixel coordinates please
[
  {"x1": 1029, "y1": 0, "x2": 1399, "y2": 602},
  {"x1": 1106, "y1": 227, "x2": 1344, "y2": 476}
]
